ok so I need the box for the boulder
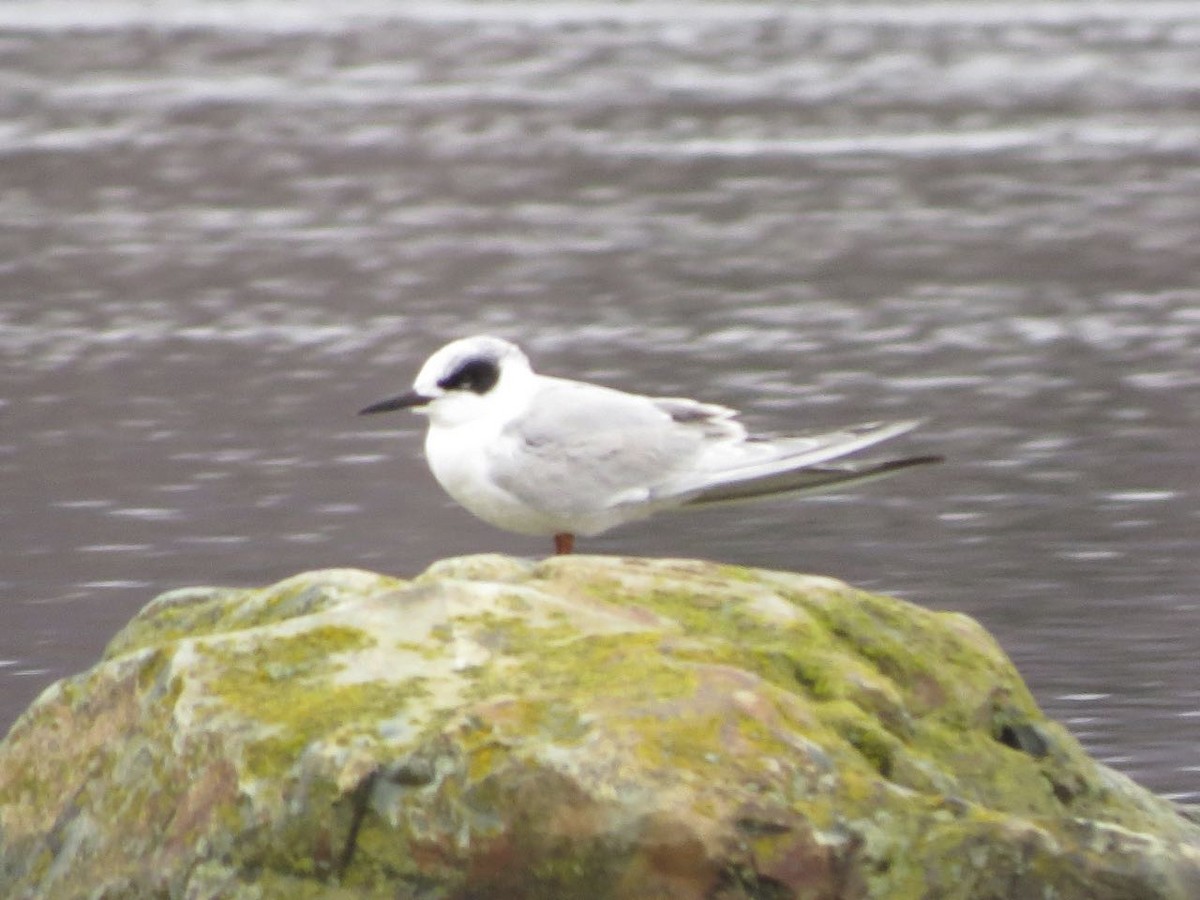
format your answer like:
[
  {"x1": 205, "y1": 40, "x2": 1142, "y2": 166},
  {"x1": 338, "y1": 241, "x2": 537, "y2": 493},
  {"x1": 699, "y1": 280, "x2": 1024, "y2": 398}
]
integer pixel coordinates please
[{"x1": 1, "y1": 555, "x2": 1197, "y2": 899}]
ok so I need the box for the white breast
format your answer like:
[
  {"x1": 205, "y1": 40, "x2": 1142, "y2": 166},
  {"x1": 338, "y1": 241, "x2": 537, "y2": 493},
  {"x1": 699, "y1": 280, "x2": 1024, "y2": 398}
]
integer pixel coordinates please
[{"x1": 424, "y1": 422, "x2": 561, "y2": 536}]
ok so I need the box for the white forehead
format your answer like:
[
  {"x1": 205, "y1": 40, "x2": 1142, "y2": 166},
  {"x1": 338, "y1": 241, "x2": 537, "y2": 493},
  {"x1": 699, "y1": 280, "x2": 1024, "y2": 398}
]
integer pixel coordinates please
[{"x1": 415, "y1": 335, "x2": 527, "y2": 388}]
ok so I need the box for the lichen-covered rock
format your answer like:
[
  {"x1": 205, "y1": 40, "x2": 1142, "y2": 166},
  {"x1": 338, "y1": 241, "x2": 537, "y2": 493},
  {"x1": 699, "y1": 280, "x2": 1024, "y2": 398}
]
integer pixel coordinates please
[{"x1": 1, "y1": 556, "x2": 1197, "y2": 899}]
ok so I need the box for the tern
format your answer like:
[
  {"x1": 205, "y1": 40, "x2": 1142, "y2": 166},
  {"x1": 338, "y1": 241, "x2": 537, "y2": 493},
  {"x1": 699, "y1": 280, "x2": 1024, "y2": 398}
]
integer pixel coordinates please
[{"x1": 360, "y1": 335, "x2": 940, "y2": 555}]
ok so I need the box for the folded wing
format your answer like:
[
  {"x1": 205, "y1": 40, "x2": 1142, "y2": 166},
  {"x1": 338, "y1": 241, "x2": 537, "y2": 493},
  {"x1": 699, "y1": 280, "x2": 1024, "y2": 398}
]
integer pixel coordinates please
[
  {"x1": 647, "y1": 419, "x2": 938, "y2": 503},
  {"x1": 494, "y1": 378, "x2": 939, "y2": 519},
  {"x1": 676, "y1": 455, "x2": 943, "y2": 506}
]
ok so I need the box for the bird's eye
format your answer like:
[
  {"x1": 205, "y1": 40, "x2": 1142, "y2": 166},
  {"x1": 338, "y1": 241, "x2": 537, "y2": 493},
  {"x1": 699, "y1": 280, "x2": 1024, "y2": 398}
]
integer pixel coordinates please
[{"x1": 438, "y1": 357, "x2": 500, "y2": 394}]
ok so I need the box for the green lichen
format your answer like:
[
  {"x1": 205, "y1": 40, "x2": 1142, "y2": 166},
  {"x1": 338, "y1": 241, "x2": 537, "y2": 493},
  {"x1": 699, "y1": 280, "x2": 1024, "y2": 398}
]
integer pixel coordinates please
[
  {"x1": 461, "y1": 612, "x2": 698, "y2": 705},
  {"x1": 232, "y1": 577, "x2": 397, "y2": 632},
  {"x1": 542, "y1": 564, "x2": 1200, "y2": 862},
  {"x1": 103, "y1": 589, "x2": 239, "y2": 657},
  {"x1": 200, "y1": 625, "x2": 418, "y2": 781},
  {"x1": 104, "y1": 573, "x2": 406, "y2": 660},
  {"x1": 5, "y1": 559, "x2": 1197, "y2": 899},
  {"x1": 819, "y1": 700, "x2": 900, "y2": 778},
  {"x1": 623, "y1": 709, "x2": 727, "y2": 772}
]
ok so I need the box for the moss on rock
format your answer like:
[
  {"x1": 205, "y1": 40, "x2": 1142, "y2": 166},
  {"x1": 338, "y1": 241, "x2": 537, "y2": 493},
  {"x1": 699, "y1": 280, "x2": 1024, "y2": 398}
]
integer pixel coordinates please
[{"x1": 1, "y1": 556, "x2": 1197, "y2": 899}]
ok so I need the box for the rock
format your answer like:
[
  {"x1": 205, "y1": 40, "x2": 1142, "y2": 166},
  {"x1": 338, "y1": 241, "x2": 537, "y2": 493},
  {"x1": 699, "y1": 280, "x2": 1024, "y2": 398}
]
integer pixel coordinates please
[{"x1": 1, "y1": 556, "x2": 1197, "y2": 899}]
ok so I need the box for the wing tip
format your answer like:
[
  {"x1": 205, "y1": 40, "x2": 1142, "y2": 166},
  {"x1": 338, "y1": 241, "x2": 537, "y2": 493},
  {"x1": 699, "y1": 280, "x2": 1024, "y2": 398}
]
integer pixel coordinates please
[{"x1": 875, "y1": 453, "x2": 944, "y2": 471}]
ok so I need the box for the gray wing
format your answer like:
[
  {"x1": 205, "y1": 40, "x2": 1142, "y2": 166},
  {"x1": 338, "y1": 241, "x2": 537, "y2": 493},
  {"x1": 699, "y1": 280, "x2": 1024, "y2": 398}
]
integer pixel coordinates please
[
  {"x1": 489, "y1": 379, "x2": 731, "y2": 517},
  {"x1": 678, "y1": 455, "x2": 943, "y2": 506},
  {"x1": 646, "y1": 419, "x2": 930, "y2": 501},
  {"x1": 491, "y1": 376, "x2": 933, "y2": 516}
]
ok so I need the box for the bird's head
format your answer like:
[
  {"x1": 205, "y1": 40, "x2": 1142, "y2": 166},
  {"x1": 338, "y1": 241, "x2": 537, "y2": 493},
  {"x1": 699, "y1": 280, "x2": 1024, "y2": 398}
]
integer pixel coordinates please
[{"x1": 359, "y1": 335, "x2": 534, "y2": 427}]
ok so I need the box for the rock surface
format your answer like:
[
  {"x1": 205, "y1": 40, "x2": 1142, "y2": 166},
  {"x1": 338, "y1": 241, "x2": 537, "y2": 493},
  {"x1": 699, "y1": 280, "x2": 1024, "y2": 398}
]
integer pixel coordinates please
[{"x1": 1, "y1": 555, "x2": 1197, "y2": 899}]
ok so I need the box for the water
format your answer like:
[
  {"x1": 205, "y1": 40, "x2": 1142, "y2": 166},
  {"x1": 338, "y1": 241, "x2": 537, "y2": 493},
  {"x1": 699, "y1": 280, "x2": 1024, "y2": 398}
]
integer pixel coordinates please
[{"x1": 2, "y1": 1, "x2": 1198, "y2": 801}]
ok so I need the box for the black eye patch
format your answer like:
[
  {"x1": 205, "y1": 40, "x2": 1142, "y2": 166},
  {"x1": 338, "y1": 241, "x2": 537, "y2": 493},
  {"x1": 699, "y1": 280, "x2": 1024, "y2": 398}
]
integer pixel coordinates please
[{"x1": 437, "y1": 357, "x2": 500, "y2": 394}]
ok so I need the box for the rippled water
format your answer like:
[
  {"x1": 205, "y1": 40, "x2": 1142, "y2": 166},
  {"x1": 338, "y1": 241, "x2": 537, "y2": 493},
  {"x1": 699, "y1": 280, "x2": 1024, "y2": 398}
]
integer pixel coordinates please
[{"x1": 2, "y1": 1, "x2": 1198, "y2": 800}]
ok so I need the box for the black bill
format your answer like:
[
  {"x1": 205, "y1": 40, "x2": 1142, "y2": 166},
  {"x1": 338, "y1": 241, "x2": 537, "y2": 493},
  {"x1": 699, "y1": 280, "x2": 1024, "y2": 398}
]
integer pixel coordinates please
[{"x1": 358, "y1": 391, "x2": 433, "y2": 415}]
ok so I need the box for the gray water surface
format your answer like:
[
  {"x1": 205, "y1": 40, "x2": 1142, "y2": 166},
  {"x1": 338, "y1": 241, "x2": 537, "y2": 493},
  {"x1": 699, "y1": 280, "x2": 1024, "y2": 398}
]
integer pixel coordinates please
[{"x1": 2, "y1": 1, "x2": 1198, "y2": 800}]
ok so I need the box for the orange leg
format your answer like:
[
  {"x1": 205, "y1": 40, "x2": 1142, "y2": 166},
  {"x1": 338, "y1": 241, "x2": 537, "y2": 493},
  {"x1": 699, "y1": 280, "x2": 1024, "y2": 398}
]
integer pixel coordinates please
[{"x1": 553, "y1": 533, "x2": 575, "y2": 555}]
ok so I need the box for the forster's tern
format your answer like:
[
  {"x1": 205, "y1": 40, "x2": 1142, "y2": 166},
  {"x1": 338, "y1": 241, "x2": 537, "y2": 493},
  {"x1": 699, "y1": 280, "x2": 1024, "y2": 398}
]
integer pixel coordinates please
[{"x1": 360, "y1": 335, "x2": 940, "y2": 555}]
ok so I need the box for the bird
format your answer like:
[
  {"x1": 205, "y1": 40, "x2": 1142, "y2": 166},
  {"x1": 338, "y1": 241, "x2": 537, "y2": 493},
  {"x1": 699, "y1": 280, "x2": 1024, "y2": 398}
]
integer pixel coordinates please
[{"x1": 359, "y1": 335, "x2": 941, "y2": 555}]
